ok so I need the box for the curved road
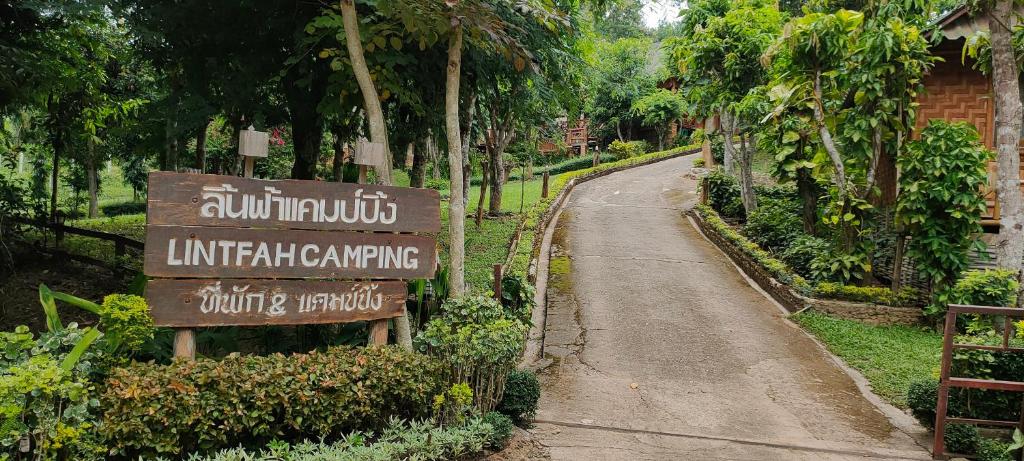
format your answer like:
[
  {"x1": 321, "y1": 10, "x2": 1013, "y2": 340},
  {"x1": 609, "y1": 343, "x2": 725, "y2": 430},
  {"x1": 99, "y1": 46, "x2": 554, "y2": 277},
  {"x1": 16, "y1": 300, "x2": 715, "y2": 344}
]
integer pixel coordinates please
[{"x1": 529, "y1": 154, "x2": 932, "y2": 460}]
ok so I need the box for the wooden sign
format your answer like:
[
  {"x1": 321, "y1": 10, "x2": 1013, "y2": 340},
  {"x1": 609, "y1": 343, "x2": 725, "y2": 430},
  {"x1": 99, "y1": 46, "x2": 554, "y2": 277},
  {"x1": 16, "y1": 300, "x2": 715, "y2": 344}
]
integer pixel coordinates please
[
  {"x1": 146, "y1": 279, "x2": 407, "y2": 327},
  {"x1": 354, "y1": 139, "x2": 385, "y2": 166},
  {"x1": 146, "y1": 172, "x2": 441, "y2": 233},
  {"x1": 239, "y1": 127, "x2": 269, "y2": 158},
  {"x1": 144, "y1": 225, "x2": 437, "y2": 279}
]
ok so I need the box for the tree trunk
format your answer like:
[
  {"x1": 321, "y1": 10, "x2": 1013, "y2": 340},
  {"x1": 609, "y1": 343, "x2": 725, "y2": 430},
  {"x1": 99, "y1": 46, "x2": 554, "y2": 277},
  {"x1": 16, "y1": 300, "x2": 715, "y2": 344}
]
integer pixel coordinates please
[
  {"x1": 289, "y1": 117, "x2": 324, "y2": 180},
  {"x1": 410, "y1": 137, "x2": 428, "y2": 188},
  {"x1": 797, "y1": 165, "x2": 818, "y2": 235},
  {"x1": 332, "y1": 130, "x2": 346, "y2": 182},
  {"x1": 86, "y1": 141, "x2": 98, "y2": 219},
  {"x1": 164, "y1": 117, "x2": 178, "y2": 172},
  {"x1": 340, "y1": 0, "x2": 393, "y2": 185},
  {"x1": 657, "y1": 128, "x2": 665, "y2": 151},
  {"x1": 341, "y1": 0, "x2": 409, "y2": 347},
  {"x1": 488, "y1": 145, "x2": 503, "y2": 214},
  {"x1": 721, "y1": 110, "x2": 736, "y2": 174},
  {"x1": 446, "y1": 23, "x2": 467, "y2": 296},
  {"x1": 616, "y1": 120, "x2": 625, "y2": 142},
  {"x1": 738, "y1": 133, "x2": 757, "y2": 215},
  {"x1": 285, "y1": 65, "x2": 326, "y2": 180},
  {"x1": 196, "y1": 118, "x2": 210, "y2": 173},
  {"x1": 476, "y1": 160, "x2": 489, "y2": 227},
  {"x1": 813, "y1": 71, "x2": 849, "y2": 199},
  {"x1": 461, "y1": 89, "x2": 478, "y2": 208},
  {"x1": 990, "y1": 0, "x2": 1024, "y2": 273}
]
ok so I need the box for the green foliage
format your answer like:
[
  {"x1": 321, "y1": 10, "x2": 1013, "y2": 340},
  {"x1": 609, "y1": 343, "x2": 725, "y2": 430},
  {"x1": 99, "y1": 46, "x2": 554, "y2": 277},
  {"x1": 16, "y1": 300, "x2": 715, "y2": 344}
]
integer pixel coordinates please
[
  {"x1": 692, "y1": 157, "x2": 706, "y2": 167},
  {"x1": 813, "y1": 282, "x2": 922, "y2": 307},
  {"x1": 704, "y1": 169, "x2": 744, "y2": 219},
  {"x1": 179, "y1": 417, "x2": 499, "y2": 461},
  {"x1": 607, "y1": 140, "x2": 648, "y2": 160},
  {"x1": 424, "y1": 177, "x2": 448, "y2": 191},
  {"x1": 433, "y1": 383, "x2": 475, "y2": 426},
  {"x1": 906, "y1": 378, "x2": 938, "y2": 425},
  {"x1": 898, "y1": 121, "x2": 991, "y2": 292},
  {"x1": 949, "y1": 269, "x2": 1020, "y2": 308},
  {"x1": 1, "y1": 325, "x2": 105, "y2": 461},
  {"x1": 587, "y1": 37, "x2": 655, "y2": 142},
  {"x1": 100, "y1": 346, "x2": 443, "y2": 457},
  {"x1": 99, "y1": 200, "x2": 146, "y2": 217},
  {"x1": 500, "y1": 274, "x2": 536, "y2": 326},
  {"x1": 497, "y1": 369, "x2": 540, "y2": 426},
  {"x1": 482, "y1": 411, "x2": 514, "y2": 449},
  {"x1": 945, "y1": 423, "x2": 980, "y2": 455},
  {"x1": 780, "y1": 235, "x2": 830, "y2": 278},
  {"x1": 416, "y1": 296, "x2": 529, "y2": 413},
  {"x1": 742, "y1": 196, "x2": 803, "y2": 253},
  {"x1": 98, "y1": 294, "x2": 153, "y2": 355},
  {"x1": 631, "y1": 89, "x2": 686, "y2": 149},
  {"x1": 696, "y1": 205, "x2": 811, "y2": 293},
  {"x1": 977, "y1": 437, "x2": 1015, "y2": 461},
  {"x1": 809, "y1": 243, "x2": 871, "y2": 284}
]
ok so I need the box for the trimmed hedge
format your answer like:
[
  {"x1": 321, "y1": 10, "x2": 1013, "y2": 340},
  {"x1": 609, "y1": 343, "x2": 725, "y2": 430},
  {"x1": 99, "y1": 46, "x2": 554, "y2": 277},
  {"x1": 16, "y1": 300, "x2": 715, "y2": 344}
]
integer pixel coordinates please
[
  {"x1": 100, "y1": 346, "x2": 444, "y2": 457},
  {"x1": 469, "y1": 154, "x2": 617, "y2": 186},
  {"x1": 813, "y1": 282, "x2": 922, "y2": 307},
  {"x1": 695, "y1": 204, "x2": 811, "y2": 293},
  {"x1": 100, "y1": 201, "x2": 147, "y2": 217}
]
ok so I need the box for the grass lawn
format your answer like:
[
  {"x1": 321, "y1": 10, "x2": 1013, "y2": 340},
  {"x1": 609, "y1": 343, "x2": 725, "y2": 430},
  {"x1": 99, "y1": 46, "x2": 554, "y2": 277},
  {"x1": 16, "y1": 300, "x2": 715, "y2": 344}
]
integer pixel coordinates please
[{"x1": 793, "y1": 311, "x2": 943, "y2": 408}]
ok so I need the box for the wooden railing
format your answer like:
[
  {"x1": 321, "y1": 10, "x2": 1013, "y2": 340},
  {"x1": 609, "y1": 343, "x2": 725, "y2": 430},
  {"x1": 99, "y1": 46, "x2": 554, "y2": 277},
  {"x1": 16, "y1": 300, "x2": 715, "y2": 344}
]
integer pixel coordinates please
[
  {"x1": 934, "y1": 304, "x2": 1024, "y2": 460},
  {"x1": 11, "y1": 216, "x2": 143, "y2": 270}
]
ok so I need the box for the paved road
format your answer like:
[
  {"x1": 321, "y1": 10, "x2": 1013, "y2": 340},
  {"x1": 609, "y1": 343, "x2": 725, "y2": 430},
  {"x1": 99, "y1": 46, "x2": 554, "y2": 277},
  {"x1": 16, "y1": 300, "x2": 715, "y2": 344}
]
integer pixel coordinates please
[{"x1": 529, "y1": 154, "x2": 932, "y2": 460}]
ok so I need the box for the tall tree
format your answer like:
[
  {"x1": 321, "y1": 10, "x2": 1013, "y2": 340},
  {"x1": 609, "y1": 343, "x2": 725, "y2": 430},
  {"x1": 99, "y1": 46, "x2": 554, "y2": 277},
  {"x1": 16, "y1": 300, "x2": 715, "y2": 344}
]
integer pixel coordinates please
[{"x1": 987, "y1": 0, "x2": 1024, "y2": 277}]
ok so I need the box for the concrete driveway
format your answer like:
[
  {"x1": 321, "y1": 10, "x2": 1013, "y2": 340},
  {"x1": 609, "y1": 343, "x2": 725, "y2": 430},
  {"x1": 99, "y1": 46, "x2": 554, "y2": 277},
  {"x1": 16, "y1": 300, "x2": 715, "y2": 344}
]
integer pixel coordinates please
[{"x1": 529, "y1": 154, "x2": 933, "y2": 460}]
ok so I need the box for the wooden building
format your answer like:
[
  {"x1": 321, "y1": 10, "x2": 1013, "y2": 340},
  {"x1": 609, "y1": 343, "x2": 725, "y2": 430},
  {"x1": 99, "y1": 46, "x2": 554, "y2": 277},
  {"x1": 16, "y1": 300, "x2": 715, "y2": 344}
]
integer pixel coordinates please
[{"x1": 919, "y1": 5, "x2": 1024, "y2": 226}]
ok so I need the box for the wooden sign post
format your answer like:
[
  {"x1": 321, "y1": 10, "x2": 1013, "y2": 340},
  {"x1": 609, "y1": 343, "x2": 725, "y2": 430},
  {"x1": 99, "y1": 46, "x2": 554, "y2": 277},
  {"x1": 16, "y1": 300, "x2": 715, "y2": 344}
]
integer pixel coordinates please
[{"x1": 147, "y1": 169, "x2": 439, "y2": 358}]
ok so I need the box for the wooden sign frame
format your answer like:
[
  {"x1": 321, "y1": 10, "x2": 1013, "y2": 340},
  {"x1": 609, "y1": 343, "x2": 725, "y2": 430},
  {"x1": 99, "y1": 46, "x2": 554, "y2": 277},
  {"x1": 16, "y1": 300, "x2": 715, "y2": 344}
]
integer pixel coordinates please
[{"x1": 143, "y1": 169, "x2": 439, "y2": 358}]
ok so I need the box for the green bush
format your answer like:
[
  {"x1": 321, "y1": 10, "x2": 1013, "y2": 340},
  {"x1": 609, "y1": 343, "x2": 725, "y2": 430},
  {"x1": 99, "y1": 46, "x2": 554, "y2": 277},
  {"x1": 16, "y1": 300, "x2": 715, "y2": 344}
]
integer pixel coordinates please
[
  {"x1": 500, "y1": 274, "x2": 536, "y2": 325},
  {"x1": 743, "y1": 197, "x2": 803, "y2": 253},
  {"x1": 1, "y1": 325, "x2": 105, "y2": 461},
  {"x1": 180, "y1": 417, "x2": 498, "y2": 461},
  {"x1": 100, "y1": 346, "x2": 443, "y2": 458},
  {"x1": 813, "y1": 282, "x2": 922, "y2": 307},
  {"x1": 416, "y1": 296, "x2": 529, "y2": 413},
  {"x1": 898, "y1": 120, "x2": 991, "y2": 291},
  {"x1": 949, "y1": 269, "x2": 1019, "y2": 308},
  {"x1": 100, "y1": 201, "x2": 146, "y2": 217},
  {"x1": 695, "y1": 205, "x2": 811, "y2": 293},
  {"x1": 945, "y1": 423, "x2": 980, "y2": 455},
  {"x1": 607, "y1": 140, "x2": 648, "y2": 159},
  {"x1": 906, "y1": 378, "x2": 938, "y2": 426},
  {"x1": 780, "y1": 235, "x2": 830, "y2": 279},
  {"x1": 977, "y1": 437, "x2": 1014, "y2": 461},
  {"x1": 482, "y1": 411, "x2": 514, "y2": 449},
  {"x1": 498, "y1": 369, "x2": 540, "y2": 426},
  {"x1": 692, "y1": 157, "x2": 706, "y2": 167},
  {"x1": 704, "y1": 169, "x2": 743, "y2": 220},
  {"x1": 424, "y1": 177, "x2": 448, "y2": 191}
]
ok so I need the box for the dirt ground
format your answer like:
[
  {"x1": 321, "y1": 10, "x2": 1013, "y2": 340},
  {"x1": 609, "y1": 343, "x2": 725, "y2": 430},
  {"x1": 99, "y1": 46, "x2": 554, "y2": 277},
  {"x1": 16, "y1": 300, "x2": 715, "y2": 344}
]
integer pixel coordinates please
[{"x1": 0, "y1": 247, "x2": 129, "y2": 332}]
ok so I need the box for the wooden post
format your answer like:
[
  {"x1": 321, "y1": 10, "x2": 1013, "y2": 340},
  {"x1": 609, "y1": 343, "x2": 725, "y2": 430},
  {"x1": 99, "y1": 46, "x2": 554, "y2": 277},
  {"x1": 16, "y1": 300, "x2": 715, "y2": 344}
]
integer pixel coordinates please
[
  {"x1": 933, "y1": 309, "x2": 958, "y2": 460},
  {"x1": 700, "y1": 177, "x2": 710, "y2": 206},
  {"x1": 243, "y1": 157, "x2": 255, "y2": 178},
  {"x1": 542, "y1": 172, "x2": 549, "y2": 199},
  {"x1": 173, "y1": 329, "x2": 195, "y2": 359},
  {"x1": 358, "y1": 165, "x2": 368, "y2": 184},
  {"x1": 360, "y1": 156, "x2": 388, "y2": 345},
  {"x1": 493, "y1": 264, "x2": 503, "y2": 300}
]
